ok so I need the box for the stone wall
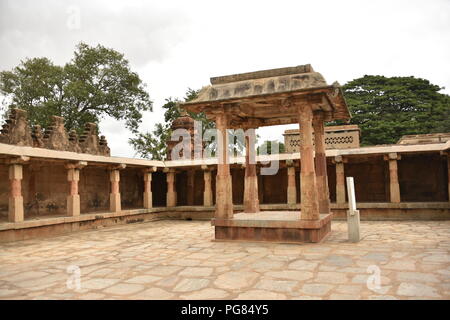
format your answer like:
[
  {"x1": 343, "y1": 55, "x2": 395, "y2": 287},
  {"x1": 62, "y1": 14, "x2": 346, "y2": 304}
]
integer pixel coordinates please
[
  {"x1": 398, "y1": 154, "x2": 448, "y2": 202},
  {"x1": 120, "y1": 168, "x2": 144, "y2": 209},
  {"x1": 0, "y1": 109, "x2": 110, "y2": 156},
  {"x1": 152, "y1": 171, "x2": 167, "y2": 207},
  {"x1": 79, "y1": 167, "x2": 110, "y2": 213},
  {"x1": 283, "y1": 125, "x2": 360, "y2": 152}
]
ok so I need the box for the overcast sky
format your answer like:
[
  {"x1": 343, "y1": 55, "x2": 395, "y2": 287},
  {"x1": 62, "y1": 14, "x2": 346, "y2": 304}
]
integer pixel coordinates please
[{"x1": 1, "y1": 0, "x2": 449, "y2": 158}]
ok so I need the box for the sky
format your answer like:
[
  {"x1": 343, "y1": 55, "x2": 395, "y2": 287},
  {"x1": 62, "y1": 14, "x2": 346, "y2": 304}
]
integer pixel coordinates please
[{"x1": 1, "y1": 0, "x2": 449, "y2": 158}]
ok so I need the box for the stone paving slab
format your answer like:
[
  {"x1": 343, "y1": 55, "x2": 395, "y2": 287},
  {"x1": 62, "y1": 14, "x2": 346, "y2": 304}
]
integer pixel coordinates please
[{"x1": 0, "y1": 220, "x2": 449, "y2": 300}]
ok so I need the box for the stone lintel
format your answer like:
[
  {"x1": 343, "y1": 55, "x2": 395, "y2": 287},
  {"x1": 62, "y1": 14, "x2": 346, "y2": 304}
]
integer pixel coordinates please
[
  {"x1": 5, "y1": 156, "x2": 30, "y2": 165},
  {"x1": 286, "y1": 159, "x2": 297, "y2": 167},
  {"x1": 143, "y1": 166, "x2": 157, "y2": 173},
  {"x1": 65, "y1": 161, "x2": 87, "y2": 170},
  {"x1": 109, "y1": 163, "x2": 126, "y2": 170},
  {"x1": 383, "y1": 152, "x2": 401, "y2": 161},
  {"x1": 332, "y1": 155, "x2": 348, "y2": 164}
]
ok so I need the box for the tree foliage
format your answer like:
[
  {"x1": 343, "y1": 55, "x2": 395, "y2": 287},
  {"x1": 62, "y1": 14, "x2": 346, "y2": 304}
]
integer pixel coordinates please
[
  {"x1": 0, "y1": 42, "x2": 152, "y2": 134},
  {"x1": 257, "y1": 140, "x2": 285, "y2": 155},
  {"x1": 333, "y1": 75, "x2": 450, "y2": 145},
  {"x1": 129, "y1": 88, "x2": 215, "y2": 160}
]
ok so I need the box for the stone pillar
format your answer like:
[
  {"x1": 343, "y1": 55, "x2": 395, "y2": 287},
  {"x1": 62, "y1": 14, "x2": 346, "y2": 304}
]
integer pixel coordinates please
[
  {"x1": 66, "y1": 161, "x2": 86, "y2": 217},
  {"x1": 243, "y1": 128, "x2": 260, "y2": 213},
  {"x1": 187, "y1": 169, "x2": 195, "y2": 206},
  {"x1": 202, "y1": 165, "x2": 213, "y2": 207},
  {"x1": 286, "y1": 160, "x2": 297, "y2": 206},
  {"x1": 313, "y1": 111, "x2": 330, "y2": 214},
  {"x1": 215, "y1": 112, "x2": 233, "y2": 219},
  {"x1": 109, "y1": 164, "x2": 125, "y2": 212},
  {"x1": 143, "y1": 167, "x2": 157, "y2": 209},
  {"x1": 384, "y1": 153, "x2": 401, "y2": 203},
  {"x1": 258, "y1": 170, "x2": 264, "y2": 205},
  {"x1": 298, "y1": 103, "x2": 319, "y2": 220},
  {"x1": 333, "y1": 156, "x2": 346, "y2": 204},
  {"x1": 7, "y1": 156, "x2": 29, "y2": 222},
  {"x1": 165, "y1": 169, "x2": 177, "y2": 207}
]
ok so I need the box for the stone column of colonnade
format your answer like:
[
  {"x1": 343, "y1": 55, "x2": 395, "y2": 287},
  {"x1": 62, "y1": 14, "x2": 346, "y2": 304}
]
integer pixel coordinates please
[
  {"x1": 109, "y1": 164, "x2": 125, "y2": 212},
  {"x1": 385, "y1": 152, "x2": 401, "y2": 203},
  {"x1": 165, "y1": 168, "x2": 177, "y2": 207},
  {"x1": 286, "y1": 159, "x2": 297, "y2": 207},
  {"x1": 243, "y1": 128, "x2": 260, "y2": 213},
  {"x1": 215, "y1": 112, "x2": 233, "y2": 219},
  {"x1": 66, "y1": 161, "x2": 87, "y2": 216},
  {"x1": 143, "y1": 167, "x2": 157, "y2": 209},
  {"x1": 333, "y1": 155, "x2": 347, "y2": 204},
  {"x1": 298, "y1": 103, "x2": 320, "y2": 220},
  {"x1": 201, "y1": 165, "x2": 213, "y2": 207},
  {"x1": 7, "y1": 156, "x2": 29, "y2": 223},
  {"x1": 313, "y1": 111, "x2": 331, "y2": 214}
]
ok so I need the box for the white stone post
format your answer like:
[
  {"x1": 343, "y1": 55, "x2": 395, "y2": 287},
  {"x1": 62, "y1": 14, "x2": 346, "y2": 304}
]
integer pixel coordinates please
[{"x1": 346, "y1": 177, "x2": 360, "y2": 242}]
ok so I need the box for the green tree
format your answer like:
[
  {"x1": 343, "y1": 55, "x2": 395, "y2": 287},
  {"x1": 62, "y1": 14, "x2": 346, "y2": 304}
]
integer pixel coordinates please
[
  {"x1": 257, "y1": 140, "x2": 285, "y2": 155},
  {"x1": 332, "y1": 75, "x2": 450, "y2": 145},
  {"x1": 0, "y1": 42, "x2": 152, "y2": 134},
  {"x1": 130, "y1": 88, "x2": 215, "y2": 160}
]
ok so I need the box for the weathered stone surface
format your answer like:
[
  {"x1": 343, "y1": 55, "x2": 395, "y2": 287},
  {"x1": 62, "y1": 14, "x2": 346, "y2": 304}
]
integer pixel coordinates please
[
  {"x1": 384, "y1": 260, "x2": 416, "y2": 271},
  {"x1": 255, "y1": 279, "x2": 298, "y2": 293},
  {"x1": 397, "y1": 283, "x2": 440, "y2": 298},
  {"x1": 180, "y1": 288, "x2": 229, "y2": 300},
  {"x1": 300, "y1": 284, "x2": 334, "y2": 296},
  {"x1": 82, "y1": 278, "x2": 121, "y2": 290},
  {"x1": 325, "y1": 255, "x2": 353, "y2": 267},
  {"x1": 0, "y1": 109, "x2": 33, "y2": 146},
  {"x1": 103, "y1": 283, "x2": 145, "y2": 295},
  {"x1": 1, "y1": 220, "x2": 449, "y2": 300},
  {"x1": 214, "y1": 271, "x2": 259, "y2": 290},
  {"x1": 133, "y1": 287, "x2": 174, "y2": 300},
  {"x1": 44, "y1": 116, "x2": 71, "y2": 151},
  {"x1": 288, "y1": 260, "x2": 318, "y2": 271},
  {"x1": 125, "y1": 275, "x2": 161, "y2": 284},
  {"x1": 396, "y1": 272, "x2": 439, "y2": 283},
  {"x1": 179, "y1": 267, "x2": 214, "y2": 277},
  {"x1": 265, "y1": 271, "x2": 313, "y2": 281},
  {"x1": 173, "y1": 278, "x2": 210, "y2": 292},
  {"x1": 0, "y1": 108, "x2": 110, "y2": 156},
  {"x1": 316, "y1": 272, "x2": 349, "y2": 284},
  {"x1": 145, "y1": 266, "x2": 182, "y2": 276},
  {"x1": 236, "y1": 290, "x2": 287, "y2": 300}
]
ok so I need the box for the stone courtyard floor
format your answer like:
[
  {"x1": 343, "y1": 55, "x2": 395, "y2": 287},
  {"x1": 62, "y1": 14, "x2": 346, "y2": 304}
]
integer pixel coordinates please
[{"x1": 0, "y1": 220, "x2": 449, "y2": 300}]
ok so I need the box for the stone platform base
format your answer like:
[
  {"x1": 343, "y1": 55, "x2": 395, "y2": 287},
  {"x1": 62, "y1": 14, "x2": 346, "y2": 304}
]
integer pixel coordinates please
[{"x1": 212, "y1": 211, "x2": 333, "y2": 243}]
